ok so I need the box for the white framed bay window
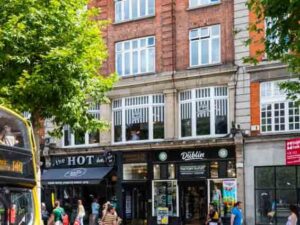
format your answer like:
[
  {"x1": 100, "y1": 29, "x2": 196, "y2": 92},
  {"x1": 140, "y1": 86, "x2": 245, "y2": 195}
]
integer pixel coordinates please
[
  {"x1": 115, "y1": 0, "x2": 155, "y2": 23},
  {"x1": 260, "y1": 80, "x2": 300, "y2": 133},
  {"x1": 189, "y1": 24, "x2": 221, "y2": 67},
  {"x1": 180, "y1": 86, "x2": 228, "y2": 138},
  {"x1": 62, "y1": 103, "x2": 100, "y2": 147},
  {"x1": 116, "y1": 36, "x2": 155, "y2": 77},
  {"x1": 113, "y1": 94, "x2": 164, "y2": 143}
]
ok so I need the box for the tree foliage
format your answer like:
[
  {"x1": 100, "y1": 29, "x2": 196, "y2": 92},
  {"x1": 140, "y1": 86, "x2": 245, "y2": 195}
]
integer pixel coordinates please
[
  {"x1": 0, "y1": 0, "x2": 117, "y2": 136},
  {"x1": 246, "y1": 0, "x2": 300, "y2": 102}
]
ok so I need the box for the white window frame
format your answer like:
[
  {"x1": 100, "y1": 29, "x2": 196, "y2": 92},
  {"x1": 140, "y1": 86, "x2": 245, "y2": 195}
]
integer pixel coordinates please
[
  {"x1": 115, "y1": 0, "x2": 155, "y2": 23},
  {"x1": 112, "y1": 94, "x2": 164, "y2": 144},
  {"x1": 61, "y1": 103, "x2": 101, "y2": 148},
  {"x1": 179, "y1": 86, "x2": 229, "y2": 139},
  {"x1": 152, "y1": 180, "x2": 179, "y2": 217},
  {"x1": 189, "y1": 24, "x2": 221, "y2": 67},
  {"x1": 189, "y1": 0, "x2": 220, "y2": 8},
  {"x1": 115, "y1": 36, "x2": 155, "y2": 77},
  {"x1": 260, "y1": 80, "x2": 300, "y2": 133}
]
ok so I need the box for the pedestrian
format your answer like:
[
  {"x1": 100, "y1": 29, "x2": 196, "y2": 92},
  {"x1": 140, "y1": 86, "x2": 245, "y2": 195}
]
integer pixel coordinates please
[
  {"x1": 100, "y1": 204, "x2": 117, "y2": 225},
  {"x1": 77, "y1": 199, "x2": 86, "y2": 225},
  {"x1": 230, "y1": 201, "x2": 243, "y2": 225},
  {"x1": 41, "y1": 202, "x2": 49, "y2": 225},
  {"x1": 206, "y1": 203, "x2": 220, "y2": 225},
  {"x1": 50, "y1": 200, "x2": 65, "y2": 225},
  {"x1": 90, "y1": 198, "x2": 100, "y2": 225},
  {"x1": 286, "y1": 204, "x2": 298, "y2": 225}
]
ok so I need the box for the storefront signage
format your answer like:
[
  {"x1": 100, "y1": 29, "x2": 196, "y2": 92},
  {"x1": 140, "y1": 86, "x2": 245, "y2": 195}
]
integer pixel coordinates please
[
  {"x1": 179, "y1": 164, "x2": 207, "y2": 178},
  {"x1": 286, "y1": 138, "x2": 300, "y2": 165},
  {"x1": 157, "y1": 207, "x2": 169, "y2": 225},
  {"x1": 123, "y1": 152, "x2": 147, "y2": 163},
  {"x1": 154, "y1": 146, "x2": 235, "y2": 162},
  {"x1": 50, "y1": 153, "x2": 115, "y2": 168},
  {"x1": 64, "y1": 168, "x2": 87, "y2": 178}
]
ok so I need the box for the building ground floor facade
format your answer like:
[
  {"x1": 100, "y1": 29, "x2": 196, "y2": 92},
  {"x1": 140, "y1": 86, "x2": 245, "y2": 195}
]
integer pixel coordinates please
[
  {"x1": 244, "y1": 134, "x2": 300, "y2": 225},
  {"x1": 41, "y1": 138, "x2": 243, "y2": 225}
]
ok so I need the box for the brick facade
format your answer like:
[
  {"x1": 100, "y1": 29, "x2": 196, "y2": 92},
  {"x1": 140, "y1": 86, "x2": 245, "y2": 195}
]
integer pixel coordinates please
[{"x1": 90, "y1": 0, "x2": 234, "y2": 75}]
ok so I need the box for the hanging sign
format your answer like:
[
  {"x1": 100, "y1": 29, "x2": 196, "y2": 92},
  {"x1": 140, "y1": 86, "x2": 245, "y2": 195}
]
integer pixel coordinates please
[
  {"x1": 222, "y1": 180, "x2": 237, "y2": 213},
  {"x1": 286, "y1": 138, "x2": 300, "y2": 165}
]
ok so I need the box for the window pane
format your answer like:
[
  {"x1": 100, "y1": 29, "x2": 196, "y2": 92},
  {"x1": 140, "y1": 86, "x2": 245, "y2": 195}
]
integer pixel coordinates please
[
  {"x1": 132, "y1": 0, "x2": 138, "y2": 18},
  {"x1": 255, "y1": 167, "x2": 274, "y2": 189},
  {"x1": 181, "y1": 103, "x2": 192, "y2": 137},
  {"x1": 211, "y1": 25, "x2": 220, "y2": 36},
  {"x1": 88, "y1": 130, "x2": 99, "y2": 144},
  {"x1": 276, "y1": 167, "x2": 296, "y2": 188},
  {"x1": 148, "y1": 0, "x2": 155, "y2": 14},
  {"x1": 189, "y1": 0, "x2": 198, "y2": 7},
  {"x1": 227, "y1": 161, "x2": 236, "y2": 178},
  {"x1": 126, "y1": 108, "x2": 149, "y2": 141},
  {"x1": 124, "y1": 0, "x2": 130, "y2": 20},
  {"x1": 148, "y1": 48, "x2": 155, "y2": 72},
  {"x1": 132, "y1": 51, "x2": 138, "y2": 74},
  {"x1": 123, "y1": 163, "x2": 147, "y2": 180},
  {"x1": 201, "y1": 39, "x2": 209, "y2": 64},
  {"x1": 140, "y1": 49, "x2": 147, "y2": 73},
  {"x1": 114, "y1": 110, "x2": 122, "y2": 142},
  {"x1": 255, "y1": 190, "x2": 275, "y2": 225},
  {"x1": 153, "y1": 164, "x2": 160, "y2": 179},
  {"x1": 211, "y1": 38, "x2": 220, "y2": 63},
  {"x1": 116, "y1": 53, "x2": 123, "y2": 76},
  {"x1": 276, "y1": 189, "x2": 297, "y2": 225},
  {"x1": 210, "y1": 162, "x2": 219, "y2": 178},
  {"x1": 115, "y1": 1, "x2": 122, "y2": 22},
  {"x1": 196, "y1": 101, "x2": 210, "y2": 135},
  {"x1": 74, "y1": 130, "x2": 85, "y2": 145},
  {"x1": 168, "y1": 164, "x2": 175, "y2": 179},
  {"x1": 124, "y1": 52, "x2": 131, "y2": 75},
  {"x1": 140, "y1": 0, "x2": 146, "y2": 16},
  {"x1": 190, "y1": 41, "x2": 199, "y2": 66},
  {"x1": 64, "y1": 127, "x2": 71, "y2": 146},
  {"x1": 215, "y1": 99, "x2": 227, "y2": 134}
]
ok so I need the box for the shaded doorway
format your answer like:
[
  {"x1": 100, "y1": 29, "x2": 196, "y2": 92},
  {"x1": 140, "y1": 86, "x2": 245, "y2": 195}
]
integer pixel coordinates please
[{"x1": 181, "y1": 181, "x2": 207, "y2": 225}]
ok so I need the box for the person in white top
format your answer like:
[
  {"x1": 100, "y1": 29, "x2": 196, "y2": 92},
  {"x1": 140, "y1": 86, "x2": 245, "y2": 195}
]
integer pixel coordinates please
[
  {"x1": 286, "y1": 205, "x2": 298, "y2": 225},
  {"x1": 77, "y1": 199, "x2": 85, "y2": 225}
]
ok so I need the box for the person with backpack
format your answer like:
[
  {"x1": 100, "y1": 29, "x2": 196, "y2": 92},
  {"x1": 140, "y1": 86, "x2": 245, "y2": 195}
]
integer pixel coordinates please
[{"x1": 51, "y1": 200, "x2": 65, "y2": 225}]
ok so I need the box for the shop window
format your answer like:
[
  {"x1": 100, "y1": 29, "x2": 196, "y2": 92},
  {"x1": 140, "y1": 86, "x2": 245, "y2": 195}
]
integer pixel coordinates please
[
  {"x1": 254, "y1": 166, "x2": 300, "y2": 225},
  {"x1": 152, "y1": 180, "x2": 178, "y2": 217},
  {"x1": 227, "y1": 161, "x2": 236, "y2": 178},
  {"x1": 153, "y1": 164, "x2": 175, "y2": 180},
  {"x1": 123, "y1": 163, "x2": 148, "y2": 180},
  {"x1": 209, "y1": 179, "x2": 237, "y2": 217},
  {"x1": 113, "y1": 94, "x2": 164, "y2": 143},
  {"x1": 260, "y1": 80, "x2": 300, "y2": 133},
  {"x1": 62, "y1": 103, "x2": 100, "y2": 147},
  {"x1": 189, "y1": 0, "x2": 220, "y2": 8},
  {"x1": 180, "y1": 87, "x2": 228, "y2": 138}
]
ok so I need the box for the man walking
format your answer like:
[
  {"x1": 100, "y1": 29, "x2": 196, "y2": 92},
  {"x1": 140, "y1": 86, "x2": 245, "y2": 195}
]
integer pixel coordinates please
[{"x1": 231, "y1": 201, "x2": 243, "y2": 225}]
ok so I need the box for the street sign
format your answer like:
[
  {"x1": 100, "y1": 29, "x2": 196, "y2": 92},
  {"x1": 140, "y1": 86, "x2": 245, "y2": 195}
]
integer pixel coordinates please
[{"x1": 286, "y1": 138, "x2": 300, "y2": 165}]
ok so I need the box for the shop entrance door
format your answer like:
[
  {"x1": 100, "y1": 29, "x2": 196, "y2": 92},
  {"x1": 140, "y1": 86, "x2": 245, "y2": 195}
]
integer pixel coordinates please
[
  {"x1": 181, "y1": 181, "x2": 207, "y2": 225},
  {"x1": 123, "y1": 183, "x2": 148, "y2": 225}
]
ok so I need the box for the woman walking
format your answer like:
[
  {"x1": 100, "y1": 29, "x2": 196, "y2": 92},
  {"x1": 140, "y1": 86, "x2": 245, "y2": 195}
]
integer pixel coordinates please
[
  {"x1": 77, "y1": 200, "x2": 86, "y2": 225},
  {"x1": 100, "y1": 204, "x2": 117, "y2": 225},
  {"x1": 286, "y1": 205, "x2": 298, "y2": 225}
]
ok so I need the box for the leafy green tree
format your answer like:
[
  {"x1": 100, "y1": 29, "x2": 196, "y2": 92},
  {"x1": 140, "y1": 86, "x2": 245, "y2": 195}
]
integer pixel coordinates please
[
  {"x1": 0, "y1": 0, "x2": 117, "y2": 144},
  {"x1": 246, "y1": 0, "x2": 300, "y2": 101}
]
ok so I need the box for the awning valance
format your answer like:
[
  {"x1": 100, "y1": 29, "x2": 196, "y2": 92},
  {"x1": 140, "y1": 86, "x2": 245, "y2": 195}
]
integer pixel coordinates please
[{"x1": 42, "y1": 167, "x2": 112, "y2": 185}]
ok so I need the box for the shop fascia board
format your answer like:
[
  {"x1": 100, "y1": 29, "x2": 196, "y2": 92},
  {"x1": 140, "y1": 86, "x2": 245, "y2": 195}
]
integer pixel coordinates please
[{"x1": 244, "y1": 132, "x2": 300, "y2": 144}]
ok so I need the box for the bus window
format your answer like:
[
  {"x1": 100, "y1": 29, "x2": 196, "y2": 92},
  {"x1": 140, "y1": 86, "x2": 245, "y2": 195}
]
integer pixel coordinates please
[
  {"x1": 10, "y1": 191, "x2": 34, "y2": 225},
  {"x1": 0, "y1": 110, "x2": 30, "y2": 150}
]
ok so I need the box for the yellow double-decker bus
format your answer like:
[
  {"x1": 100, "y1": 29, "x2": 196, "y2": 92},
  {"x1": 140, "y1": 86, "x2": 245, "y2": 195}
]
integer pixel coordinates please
[{"x1": 0, "y1": 106, "x2": 40, "y2": 225}]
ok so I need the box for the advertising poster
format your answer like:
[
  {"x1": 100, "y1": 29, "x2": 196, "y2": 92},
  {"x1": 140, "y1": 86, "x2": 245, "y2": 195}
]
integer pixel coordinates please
[
  {"x1": 157, "y1": 207, "x2": 169, "y2": 225},
  {"x1": 222, "y1": 180, "x2": 237, "y2": 214}
]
